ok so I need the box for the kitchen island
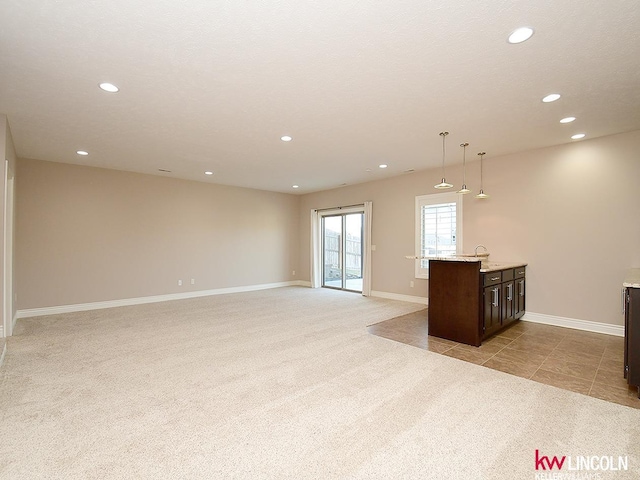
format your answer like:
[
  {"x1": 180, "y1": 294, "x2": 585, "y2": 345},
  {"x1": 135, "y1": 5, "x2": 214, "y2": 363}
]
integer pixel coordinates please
[{"x1": 428, "y1": 257, "x2": 527, "y2": 346}]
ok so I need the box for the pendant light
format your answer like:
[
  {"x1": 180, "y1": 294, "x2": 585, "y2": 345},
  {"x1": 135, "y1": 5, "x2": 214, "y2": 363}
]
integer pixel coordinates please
[
  {"x1": 434, "y1": 131, "x2": 453, "y2": 189},
  {"x1": 475, "y1": 152, "x2": 489, "y2": 199},
  {"x1": 457, "y1": 142, "x2": 471, "y2": 194}
]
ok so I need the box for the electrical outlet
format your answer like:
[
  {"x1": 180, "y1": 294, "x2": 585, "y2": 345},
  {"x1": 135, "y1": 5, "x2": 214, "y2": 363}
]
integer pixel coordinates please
[
  {"x1": 178, "y1": 279, "x2": 183, "y2": 286},
  {"x1": 191, "y1": 278, "x2": 195, "y2": 285},
  {"x1": 292, "y1": 270, "x2": 296, "y2": 276},
  {"x1": 410, "y1": 281, "x2": 414, "y2": 288}
]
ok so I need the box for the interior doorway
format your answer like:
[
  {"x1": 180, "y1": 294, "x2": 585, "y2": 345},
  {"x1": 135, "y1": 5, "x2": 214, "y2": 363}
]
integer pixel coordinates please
[{"x1": 322, "y1": 212, "x2": 363, "y2": 292}]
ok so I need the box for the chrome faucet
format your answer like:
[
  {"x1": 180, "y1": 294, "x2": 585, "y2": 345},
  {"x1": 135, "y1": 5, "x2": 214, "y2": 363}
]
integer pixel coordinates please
[{"x1": 475, "y1": 244, "x2": 488, "y2": 256}]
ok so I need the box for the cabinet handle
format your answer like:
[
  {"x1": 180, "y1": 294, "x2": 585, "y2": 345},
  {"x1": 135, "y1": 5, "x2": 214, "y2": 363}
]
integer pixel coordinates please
[
  {"x1": 492, "y1": 287, "x2": 499, "y2": 307},
  {"x1": 519, "y1": 280, "x2": 524, "y2": 296},
  {"x1": 507, "y1": 284, "x2": 513, "y2": 301},
  {"x1": 491, "y1": 276, "x2": 500, "y2": 281},
  {"x1": 517, "y1": 271, "x2": 525, "y2": 275}
]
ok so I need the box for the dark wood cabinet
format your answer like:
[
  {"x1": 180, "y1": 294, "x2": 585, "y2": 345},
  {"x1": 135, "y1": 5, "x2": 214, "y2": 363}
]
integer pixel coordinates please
[
  {"x1": 483, "y1": 284, "x2": 501, "y2": 335},
  {"x1": 480, "y1": 266, "x2": 525, "y2": 340},
  {"x1": 502, "y1": 268, "x2": 515, "y2": 325},
  {"x1": 624, "y1": 286, "x2": 640, "y2": 397},
  {"x1": 428, "y1": 260, "x2": 483, "y2": 346},
  {"x1": 514, "y1": 267, "x2": 526, "y2": 319},
  {"x1": 482, "y1": 271, "x2": 503, "y2": 337},
  {"x1": 429, "y1": 260, "x2": 526, "y2": 346}
]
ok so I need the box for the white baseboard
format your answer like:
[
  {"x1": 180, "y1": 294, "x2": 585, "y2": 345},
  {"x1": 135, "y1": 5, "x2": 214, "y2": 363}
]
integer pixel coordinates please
[
  {"x1": 16, "y1": 281, "x2": 301, "y2": 319},
  {"x1": 16, "y1": 283, "x2": 621, "y2": 338},
  {"x1": 371, "y1": 290, "x2": 428, "y2": 305},
  {"x1": 522, "y1": 311, "x2": 624, "y2": 337}
]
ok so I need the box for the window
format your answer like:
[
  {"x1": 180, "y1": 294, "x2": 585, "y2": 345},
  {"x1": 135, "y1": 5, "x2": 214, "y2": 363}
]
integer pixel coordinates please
[{"x1": 415, "y1": 192, "x2": 463, "y2": 278}]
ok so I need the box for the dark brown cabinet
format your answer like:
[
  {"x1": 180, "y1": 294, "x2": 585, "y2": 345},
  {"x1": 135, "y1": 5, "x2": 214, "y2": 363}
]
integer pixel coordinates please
[
  {"x1": 482, "y1": 271, "x2": 503, "y2": 337},
  {"x1": 503, "y1": 282, "x2": 515, "y2": 322},
  {"x1": 624, "y1": 286, "x2": 640, "y2": 397},
  {"x1": 481, "y1": 266, "x2": 525, "y2": 340},
  {"x1": 502, "y1": 268, "x2": 515, "y2": 324},
  {"x1": 428, "y1": 259, "x2": 527, "y2": 346},
  {"x1": 483, "y1": 284, "x2": 502, "y2": 335},
  {"x1": 515, "y1": 267, "x2": 526, "y2": 319}
]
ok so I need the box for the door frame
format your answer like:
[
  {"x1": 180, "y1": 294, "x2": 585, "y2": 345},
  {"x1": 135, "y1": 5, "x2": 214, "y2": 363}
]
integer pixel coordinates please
[{"x1": 319, "y1": 206, "x2": 365, "y2": 293}]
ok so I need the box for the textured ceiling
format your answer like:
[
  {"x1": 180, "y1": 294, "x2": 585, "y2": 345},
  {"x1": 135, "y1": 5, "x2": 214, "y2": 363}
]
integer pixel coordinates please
[{"x1": 1, "y1": 0, "x2": 639, "y2": 193}]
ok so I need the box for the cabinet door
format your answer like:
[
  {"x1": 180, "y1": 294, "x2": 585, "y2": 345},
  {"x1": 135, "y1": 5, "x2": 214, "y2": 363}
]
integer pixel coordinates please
[
  {"x1": 502, "y1": 280, "x2": 515, "y2": 325},
  {"x1": 483, "y1": 284, "x2": 501, "y2": 336},
  {"x1": 515, "y1": 278, "x2": 526, "y2": 319},
  {"x1": 627, "y1": 288, "x2": 640, "y2": 393},
  {"x1": 625, "y1": 288, "x2": 629, "y2": 379}
]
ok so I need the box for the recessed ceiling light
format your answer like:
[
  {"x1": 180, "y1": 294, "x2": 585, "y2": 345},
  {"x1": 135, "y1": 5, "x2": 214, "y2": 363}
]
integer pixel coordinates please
[
  {"x1": 508, "y1": 27, "x2": 534, "y2": 44},
  {"x1": 571, "y1": 133, "x2": 586, "y2": 140},
  {"x1": 281, "y1": 135, "x2": 292, "y2": 142},
  {"x1": 76, "y1": 150, "x2": 89, "y2": 156},
  {"x1": 542, "y1": 93, "x2": 561, "y2": 103},
  {"x1": 292, "y1": 185, "x2": 299, "y2": 189},
  {"x1": 204, "y1": 171, "x2": 213, "y2": 175},
  {"x1": 560, "y1": 117, "x2": 576, "y2": 123},
  {"x1": 379, "y1": 164, "x2": 388, "y2": 169},
  {"x1": 99, "y1": 82, "x2": 119, "y2": 93}
]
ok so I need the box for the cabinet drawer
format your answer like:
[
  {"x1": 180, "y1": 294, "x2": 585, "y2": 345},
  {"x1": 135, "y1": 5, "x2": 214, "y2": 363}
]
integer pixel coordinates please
[
  {"x1": 515, "y1": 266, "x2": 526, "y2": 278},
  {"x1": 483, "y1": 272, "x2": 502, "y2": 286},
  {"x1": 502, "y1": 269, "x2": 514, "y2": 281}
]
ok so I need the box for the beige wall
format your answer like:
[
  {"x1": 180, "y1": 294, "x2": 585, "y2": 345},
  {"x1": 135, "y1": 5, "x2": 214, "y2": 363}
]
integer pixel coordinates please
[
  {"x1": 14, "y1": 130, "x2": 640, "y2": 327},
  {"x1": 16, "y1": 159, "x2": 300, "y2": 309},
  {"x1": 299, "y1": 130, "x2": 640, "y2": 327}
]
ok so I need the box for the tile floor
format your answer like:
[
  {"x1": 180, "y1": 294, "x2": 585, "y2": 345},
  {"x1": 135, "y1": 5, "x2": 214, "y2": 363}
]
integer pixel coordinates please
[{"x1": 367, "y1": 310, "x2": 640, "y2": 409}]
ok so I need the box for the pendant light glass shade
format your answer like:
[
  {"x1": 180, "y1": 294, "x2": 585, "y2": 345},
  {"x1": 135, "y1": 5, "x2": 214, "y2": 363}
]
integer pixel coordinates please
[
  {"x1": 434, "y1": 131, "x2": 453, "y2": 189},
  {"x1": 457, "y1": 142, "x2": 471, "y2": 194},
  {"x1": 475, "y1": 152, "x2": 489, "y2": 199}
]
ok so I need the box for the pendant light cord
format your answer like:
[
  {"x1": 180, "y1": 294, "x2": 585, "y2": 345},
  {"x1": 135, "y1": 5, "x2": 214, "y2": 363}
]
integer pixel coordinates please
[
  {"x1": 461, "y1": 142, "x2": 468, "y2": 184},
  {"x1": 439, "y1": 131, "x2": 449, "y2": 178}
]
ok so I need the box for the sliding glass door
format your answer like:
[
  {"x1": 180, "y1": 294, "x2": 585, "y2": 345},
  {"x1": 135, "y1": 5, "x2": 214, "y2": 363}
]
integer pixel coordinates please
[{"x1": 322, "y1": 212, "x2": 363, "y2": 292}]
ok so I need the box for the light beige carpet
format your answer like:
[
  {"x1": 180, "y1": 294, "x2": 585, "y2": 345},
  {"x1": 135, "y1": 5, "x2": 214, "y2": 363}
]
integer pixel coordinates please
[{"x1": 1, "y1": 286, "x2": 639, "y2": 479}]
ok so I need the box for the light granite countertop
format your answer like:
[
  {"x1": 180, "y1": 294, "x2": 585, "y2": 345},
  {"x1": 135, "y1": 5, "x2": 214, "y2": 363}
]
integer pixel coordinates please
[
  {"x1": 624, "y1": 268, "x2": 640, "y2": 288},
  {"x1": 479, "y1": 262, "x2": 528, "y2": 273},
  {"x1": 405, "y1": 255, "x2": 527, "y2": 273}
]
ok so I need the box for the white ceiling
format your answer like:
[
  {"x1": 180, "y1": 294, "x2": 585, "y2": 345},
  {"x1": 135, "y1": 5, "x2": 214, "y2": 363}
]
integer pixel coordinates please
[{"x1": 1, "y1": 0, "x2": 639, "y2": 194}]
